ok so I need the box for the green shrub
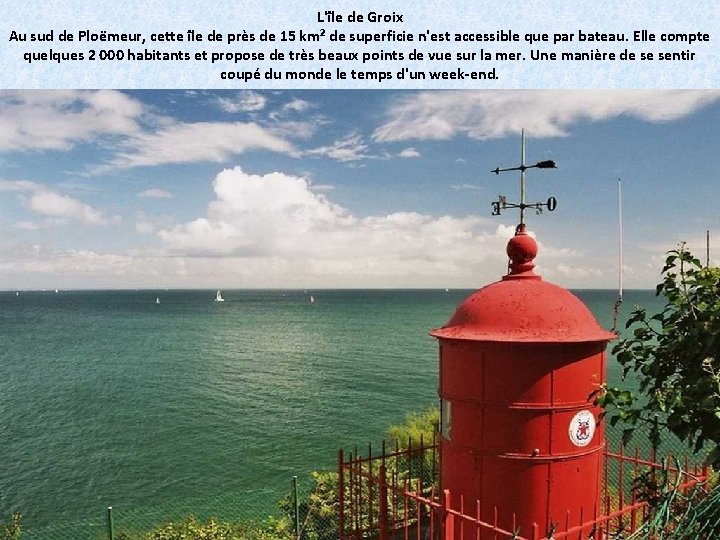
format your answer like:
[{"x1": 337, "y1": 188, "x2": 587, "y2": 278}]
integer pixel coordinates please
[
  {"x1": 385, "y1": 405, "x2": 439, "y2": 449},
  {"x1": 1, "y1": 513, "x2": 21, "y2": 540},
  {"x1": 143, "y1": 515, "x2": 291, "y2": 540},
  {"x1": 280, "y1": 471, "x2": 338, "y2": 540},
  {"x1": 599, "y1": 246, "x2": 720, "y2": 466}
]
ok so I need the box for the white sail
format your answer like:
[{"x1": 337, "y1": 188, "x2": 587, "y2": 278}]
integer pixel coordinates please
[
  {"x1": 215, "y1": 290, "x2": 225, "y2": 302},
  {"x1": 156, "y1": 297, "x2": 160, "y2": 304}
]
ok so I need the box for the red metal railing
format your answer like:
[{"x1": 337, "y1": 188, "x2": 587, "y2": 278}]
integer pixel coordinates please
[{"x1": 338, "y1": 440, "x2": 708, "y2": 540}]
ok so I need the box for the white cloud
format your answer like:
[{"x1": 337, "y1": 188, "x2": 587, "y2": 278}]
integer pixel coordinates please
[
  {"x1": 136, "y1": 222, "x2": 155, "y2": 235},
  {"x1": 0, "y1": 190, "x2": 625, "y2": 288},
  {"x1": 153, "y1": 166, "x2": 534, "y2": 287},
  {"x1": 107, "y1": 121, "x2": 297, "y2": 169},
  {"x1": 535, "y1": 261, "x2": 613, "y2": 290},
  {"x1": 0, "y1": 90, "x2": 143, "y2": 151},
  {"x1": 306, "y1": 133, "x2": 370, "y2": 162},
  {"x1": 283, "y1": 98, "x2": 312, "y2": 112},
  {"x1": 0, "y1": 180, "x2": 42, "y2": 192},
  {"x1": 398, "y1": 147, "x2": 420, "y2": 158},
  {"x1": 14, "y1": 221, "x2": 40, "y2": 231},
  {"x1": 267, "y1": 96, "x2": 327, "y2": 139},
  {"x1": 0, "y1": 91, "x2": 302, "y2": 171},
  {"x1": 137, "y1": 188, "x2": 172, "y2": 198},
  {"x1": 134, "y1": 211, "x2": 174, "y2": 236},
  {"x1": 216, "y1": 91, "x2": 267, "y2": 113},
  {"x1": 1, "y1": 248, "x2": 184, "y2": 280},
  {"x1": 29, "y1": 191, "x2": 106, "y2": 225},
  {"x1": 374, "y1": 90, "x2": 720, "y2": 142},
  {"x1": 309, "y1": 184, "x2": 335, "y2": 192},
  {"x1": 267, "y1": 120, "x2": 318, "y2": 140},
  {"x1": 57, "y1": 181, "x2": 99, "y2": 193},
  {"x1": 0, "y1": 179, "x2": 106, "y2": 225},
  {"x1": 158, "y1": 167, "x2": 350, "y2": 256}
]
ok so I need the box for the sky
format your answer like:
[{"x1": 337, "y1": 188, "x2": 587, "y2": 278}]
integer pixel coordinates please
[{"x1": 1, "y1": 89, "x2": 720, "y2": 290}]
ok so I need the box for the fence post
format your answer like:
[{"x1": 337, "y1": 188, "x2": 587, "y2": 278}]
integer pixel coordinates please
[
  {"x1": 443, "y1": 490, "x2": 454, "y2": 540},
  {"x1": 379, "y1": 464, "x2": 388, "y2": 540},
  {"x1": 293, "y1": 475, "x2": 301, "y2": 540},
  {"x1": 338, "y1": 449, "x2": 345, "y2": 539},
  {"x1": 107, "y1": 506, "x2": 114, "y2": 540}
]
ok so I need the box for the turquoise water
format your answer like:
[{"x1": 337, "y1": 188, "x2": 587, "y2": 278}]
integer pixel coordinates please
[{"x1": 0, "y1": 288, "x2": 659, "y2": 532}]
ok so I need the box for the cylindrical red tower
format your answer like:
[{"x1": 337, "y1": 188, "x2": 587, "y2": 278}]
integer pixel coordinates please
[{"x1": 430, "y1": 225, "x2": 615, "y2": 538}]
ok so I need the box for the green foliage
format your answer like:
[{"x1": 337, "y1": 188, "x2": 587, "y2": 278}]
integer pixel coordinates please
[
  {"x1": 613, "y1": 472, "x2": 720, "y2": 539},
  {"x1": 141, "y1": 515, "x2": 291, "y2": 540},
  {"x1": 598, "y1": 245, "x2": 720, "y2": 465},
  {"x1": 1, "y1": 513, "x2": 21, "y2": 540},
  {"x1": 280, "y1": 471, "x2": 338, "y2": 540},
  {"x1": 385, "y1": 405, "x2": 438, "y2": 449}
]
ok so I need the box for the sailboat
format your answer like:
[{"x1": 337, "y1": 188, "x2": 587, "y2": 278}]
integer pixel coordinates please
[
  {"x1": 215, "y1": 290, "x2": 225, "y2": 302},
  {"x1": 156, "y1": 296, "x2": 161, "y2": 304},
  {"x1": 309, "y1": 295, "x2": 315, "y2": 304}
]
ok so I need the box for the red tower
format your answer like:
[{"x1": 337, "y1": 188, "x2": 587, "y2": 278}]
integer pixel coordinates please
[{"x1": 431, "y1": 226, "x2": 615, "y2": 538}]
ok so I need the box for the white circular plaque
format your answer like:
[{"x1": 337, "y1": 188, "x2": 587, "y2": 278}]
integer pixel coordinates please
[{"x1": 568, "y1": 410, "x2": 596, "y2": 447}]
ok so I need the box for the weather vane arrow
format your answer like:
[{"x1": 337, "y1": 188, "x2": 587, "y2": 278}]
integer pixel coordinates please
[{"x1": 491, "y1": 130, "x2": 558, "y2": 226}]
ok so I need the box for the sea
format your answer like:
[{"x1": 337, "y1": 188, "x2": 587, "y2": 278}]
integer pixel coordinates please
[{"x1": 0, "y1": 288, "x2": 661, "y2": 536}]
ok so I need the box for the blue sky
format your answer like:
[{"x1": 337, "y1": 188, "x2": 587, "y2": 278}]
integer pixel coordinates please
[{"x1": 1, "y1": 89, "x2": 719, "y2": 290}]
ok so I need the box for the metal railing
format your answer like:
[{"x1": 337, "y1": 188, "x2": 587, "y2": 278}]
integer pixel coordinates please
[{"x1": 338, "y1": 440, "x2": 710, "y2": 540}]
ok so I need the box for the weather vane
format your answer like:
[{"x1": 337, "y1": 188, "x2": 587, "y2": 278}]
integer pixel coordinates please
[{"x1": 491, "y1": 130, "x2": 558, "y2": 226}]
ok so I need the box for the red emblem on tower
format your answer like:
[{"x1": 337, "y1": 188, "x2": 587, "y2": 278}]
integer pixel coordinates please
[{"x1": 569, "y1": 410, "x2": 596, "y2": 447}]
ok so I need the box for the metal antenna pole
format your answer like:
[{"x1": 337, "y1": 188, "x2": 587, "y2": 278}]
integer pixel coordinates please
[
  {"x1": 707, "y1": 230, "x2": 710, "y2": 268},
  {"x1": 618, "y1": 178, "x2": 623, "y2": 302},
  {"x1": 612, "y1": 178, "x2": 624, "y2": 333},
  {"x1": 520, "y1": 129, "x2": 526, "y2": 225}
]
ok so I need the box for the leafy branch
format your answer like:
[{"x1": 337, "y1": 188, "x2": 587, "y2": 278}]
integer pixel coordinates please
[{"x1": 597, "y1": 244, "x2": 720, "y2": 465}]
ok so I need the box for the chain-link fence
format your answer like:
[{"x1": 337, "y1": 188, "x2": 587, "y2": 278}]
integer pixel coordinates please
[{"x1": 18, "y1": 483, "x2": 296, "y2": 540}]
